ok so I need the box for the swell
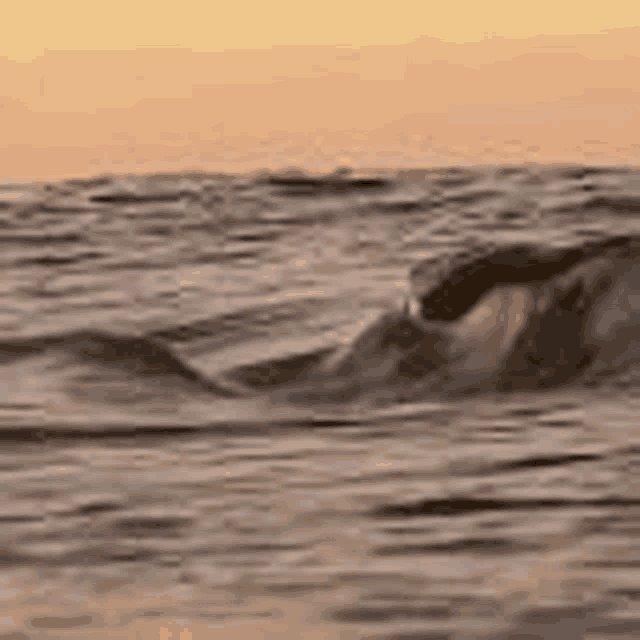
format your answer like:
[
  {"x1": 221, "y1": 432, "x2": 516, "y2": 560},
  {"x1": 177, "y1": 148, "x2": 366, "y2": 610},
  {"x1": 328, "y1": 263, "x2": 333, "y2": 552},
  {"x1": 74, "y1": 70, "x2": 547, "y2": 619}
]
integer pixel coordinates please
[
  {"x1": 0, "y1": 330, "x2": 242, "y2": 397},
  {"x1": 415, "y1": 234, "x2": 638, "y2": 323},
  {"x1": 282, "y1": 233, "x2": 640, "y2": 406}
]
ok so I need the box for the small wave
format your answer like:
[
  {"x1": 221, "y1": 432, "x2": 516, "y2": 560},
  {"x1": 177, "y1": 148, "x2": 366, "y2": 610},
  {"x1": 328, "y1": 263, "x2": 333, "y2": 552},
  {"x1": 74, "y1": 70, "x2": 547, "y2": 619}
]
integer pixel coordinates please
[{"x1": 0, "y1": 330, "x2": 243, "y2": 398}]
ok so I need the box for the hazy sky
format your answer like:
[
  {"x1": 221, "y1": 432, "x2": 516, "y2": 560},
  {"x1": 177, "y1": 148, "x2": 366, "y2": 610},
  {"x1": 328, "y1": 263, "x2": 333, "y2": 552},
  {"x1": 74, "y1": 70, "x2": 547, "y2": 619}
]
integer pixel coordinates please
[
  {"x1": 4, "y1": 0, "x2": 639, "y2": 62},
  {"x1": 3, "y1": 0, "x2": 640, "y2": 179}
]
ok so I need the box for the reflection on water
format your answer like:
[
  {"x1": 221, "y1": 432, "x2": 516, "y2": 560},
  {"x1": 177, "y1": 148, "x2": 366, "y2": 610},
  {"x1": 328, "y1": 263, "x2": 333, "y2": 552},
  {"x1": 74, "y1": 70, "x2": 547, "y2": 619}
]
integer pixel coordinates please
[{"x1": 2, "y1": 390, "x2": 639, "y2": 639}]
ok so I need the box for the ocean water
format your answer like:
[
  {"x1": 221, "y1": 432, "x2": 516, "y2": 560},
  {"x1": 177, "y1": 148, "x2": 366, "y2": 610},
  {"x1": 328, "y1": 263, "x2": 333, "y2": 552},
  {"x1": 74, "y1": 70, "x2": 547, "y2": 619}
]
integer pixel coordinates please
[{"x1": 0, "y1": 164, "x2": 639, "y2": 640}]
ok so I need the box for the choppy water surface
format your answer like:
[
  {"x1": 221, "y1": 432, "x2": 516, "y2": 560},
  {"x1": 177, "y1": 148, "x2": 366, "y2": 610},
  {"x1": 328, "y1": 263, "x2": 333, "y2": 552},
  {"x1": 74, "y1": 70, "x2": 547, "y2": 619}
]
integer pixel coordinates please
[{"x1": 1, "y1": 165, "x2": 639, "y2": 639}]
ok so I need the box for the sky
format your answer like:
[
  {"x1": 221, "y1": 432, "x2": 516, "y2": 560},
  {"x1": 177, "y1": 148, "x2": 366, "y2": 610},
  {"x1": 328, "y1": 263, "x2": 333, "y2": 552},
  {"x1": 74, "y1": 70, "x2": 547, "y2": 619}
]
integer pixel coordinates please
[
  {"x1": 2, "y1": 0, "x2": 640, "y2": 179},
  {"x1": 4, "y1": 0, "x2": 639, "y2": 62}
]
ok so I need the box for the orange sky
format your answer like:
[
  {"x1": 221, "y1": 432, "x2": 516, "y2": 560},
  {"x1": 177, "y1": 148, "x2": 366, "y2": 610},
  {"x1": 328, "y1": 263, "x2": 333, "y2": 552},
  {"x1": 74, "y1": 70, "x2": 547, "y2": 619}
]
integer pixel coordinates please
[
  {"x1": 3, "y1": 0, "x2": 639, "y2": 62},
  {"x1": 2, "y1": 0, "x2": 640, "y2": 180}
]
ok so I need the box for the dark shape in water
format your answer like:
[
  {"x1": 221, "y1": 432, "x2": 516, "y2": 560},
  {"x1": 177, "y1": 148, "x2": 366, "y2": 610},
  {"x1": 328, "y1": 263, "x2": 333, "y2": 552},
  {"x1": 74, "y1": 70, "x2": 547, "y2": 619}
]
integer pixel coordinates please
[
  {"x1": 265, "y1": 168, "x2": 391, "y2": 196},
  {"x1": 413, "y1": 234, "x2": 633, "y2": 323},
  {"x1": 411, "y1": 233, "x2": 640, "y2": 395}
]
